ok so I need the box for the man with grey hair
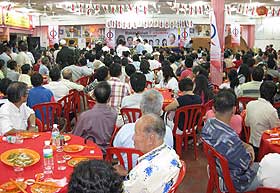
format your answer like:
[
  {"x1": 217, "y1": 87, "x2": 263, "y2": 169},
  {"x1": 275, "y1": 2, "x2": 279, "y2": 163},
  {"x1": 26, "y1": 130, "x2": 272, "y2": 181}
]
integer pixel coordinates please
[
  {"x1": 61, "y1": 68, "x2": 84, "y2": 91},
  {"x1": 113, "y1": 89, "x2": 173, "y2": 168},
  {"x1": 0, "y1": 82, "x2": 36, "y2": 135},
  {"x1": 114, "y1": 113, "x2": 181, "y2": 193}
]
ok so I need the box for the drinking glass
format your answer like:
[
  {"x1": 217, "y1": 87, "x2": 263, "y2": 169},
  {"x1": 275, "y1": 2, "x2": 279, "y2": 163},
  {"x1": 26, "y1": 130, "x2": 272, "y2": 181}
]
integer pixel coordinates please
[
  {"x1": 15, "y1": 131, "x2": 23, "y2": 144},
  {"x1": 56, "y1": 153, "x2": 66, "y2": 171},
  {"x1": 13, "y1": 163, "x2": 24, "y2": 182}
]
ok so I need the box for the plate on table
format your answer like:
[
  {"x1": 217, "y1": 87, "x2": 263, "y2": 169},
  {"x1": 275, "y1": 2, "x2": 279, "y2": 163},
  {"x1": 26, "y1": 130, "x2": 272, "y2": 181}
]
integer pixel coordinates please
[
  {"x1": 0, "y1": 148, "x2": 40, "y2": 167},
  {"x1": 63, "y1": 145, "x2": 84, "y2": 153},
  {"x1": 67, "y1": 157, "x2": 89, "y2": 167},
  {"x1": 0, "y1": 181, "x2": 27, "y2": 193},
  {"x1": 18, "y1": 132, "x2": 40, "y2": 139},
  {"x1": 30, "y1": 182, "x2": 60, "y2": 193}
]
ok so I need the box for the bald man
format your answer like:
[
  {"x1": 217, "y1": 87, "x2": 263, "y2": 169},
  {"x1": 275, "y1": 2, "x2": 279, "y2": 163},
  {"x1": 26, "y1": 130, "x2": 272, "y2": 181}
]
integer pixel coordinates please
[
  {"x1": 114, "y1": 113, "x2": 181, "y2": 193},
  {"x1": 61, "y1": 69, "x2": 84, "y2": 91}
]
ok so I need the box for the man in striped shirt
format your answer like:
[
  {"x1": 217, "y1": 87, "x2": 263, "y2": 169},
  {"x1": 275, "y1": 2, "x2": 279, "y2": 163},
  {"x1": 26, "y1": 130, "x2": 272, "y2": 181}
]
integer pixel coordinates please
[
  {"x1": 107, "y1": 63, "x2": 129, "y2": 113},
  {"x1": 201, "y1": 89, "x2": 260, "y2": 192}
]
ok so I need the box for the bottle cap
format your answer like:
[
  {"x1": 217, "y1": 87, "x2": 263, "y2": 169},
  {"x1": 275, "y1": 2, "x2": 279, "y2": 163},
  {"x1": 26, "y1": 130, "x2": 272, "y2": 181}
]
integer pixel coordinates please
[
  {"x1": 2, "y1": 137, "x2": 7, "y2": 141},
  {"x1": 44, "y1": 140, "x2": 51, "y2": 145}
]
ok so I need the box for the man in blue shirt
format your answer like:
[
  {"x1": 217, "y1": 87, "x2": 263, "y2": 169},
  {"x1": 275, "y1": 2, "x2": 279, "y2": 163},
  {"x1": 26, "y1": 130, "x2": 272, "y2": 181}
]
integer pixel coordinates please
[
  {"x1": 135, "y1": 39, "x2": 145, "y2": 55},
  {"x1": 201, "y1": 89, "x2": 260, "y2": 192},
  {"x1": 27, "y1": 73, "x2": 54, "y2": 120}
]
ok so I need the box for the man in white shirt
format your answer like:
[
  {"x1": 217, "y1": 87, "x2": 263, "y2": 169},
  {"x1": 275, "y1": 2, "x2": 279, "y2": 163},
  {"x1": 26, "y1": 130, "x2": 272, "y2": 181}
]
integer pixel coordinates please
[
  {"x1": 15, "y1": 42, "x2": 32, "y2": 67},
  {"x1": 114, "y1": 89, "x2": 174, "y2": 168},
  {"x1": 114, "y1": 113, "x2": 180, "y2": 193},
  {"x1": 0, "y1": 81, "x2": 36, "y2": 136},
  {"x1": 61, "y1": 68, "x2": 84, "y2": 91},
  {"x1": 257, "y1": 153, "x2": 280, "y2": 189},
  {"x1": 246, "y1": 81, "x2": 280, "y2": 159},
  {"x1": 63, "y1": 58, "x2": 93, "y2": 82},
  {"x1": 121, "y1": 72, "x2": 146, "y2": 109},
  {"x1": 143, "y1": 39, "x2": 153, "y2": 54},
  {"x1": 43, "y1": 67, "x2": 69, "y2": 101},
  {"x1": 116, "y1": 39, "x2": 130, "y2": 57},
  {"x1": 18, "y1": 64, "x2": 32, "y2": 88}
]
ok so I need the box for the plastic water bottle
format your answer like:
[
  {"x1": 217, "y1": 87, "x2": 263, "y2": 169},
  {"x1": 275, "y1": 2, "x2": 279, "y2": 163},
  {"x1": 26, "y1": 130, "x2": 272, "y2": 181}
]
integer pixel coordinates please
[
  {"x1": 43, "y1": 140, "x2": 54, "y2": 179},
  {"x1": 2, "y1": 136, "x2": 17, "y2": 144},
  {"x1": 51, "y1": 124, "x2": 60, "y2": 148}
]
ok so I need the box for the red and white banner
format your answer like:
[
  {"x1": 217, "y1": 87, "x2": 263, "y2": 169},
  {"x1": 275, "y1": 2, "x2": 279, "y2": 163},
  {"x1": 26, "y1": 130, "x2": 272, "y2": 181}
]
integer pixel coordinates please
[
  {"x1": 231, "y1": 23, "x2": 240, "y2": 46},
  {"x1": 210, "y1": 11, "x2": 222, "y2": 86},
  {"x1": 48, "y1": 25, "x2": 59, "y2": 46}
]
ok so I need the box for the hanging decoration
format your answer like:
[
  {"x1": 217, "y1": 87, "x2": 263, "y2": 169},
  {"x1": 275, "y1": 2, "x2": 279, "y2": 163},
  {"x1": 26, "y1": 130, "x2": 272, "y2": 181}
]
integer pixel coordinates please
[
  {"x1": 106, "y1": 18, "x2": 193, "y2": 29},
  {"x1": 234, "y1": 3, "x2": 280, "y2": 17}
]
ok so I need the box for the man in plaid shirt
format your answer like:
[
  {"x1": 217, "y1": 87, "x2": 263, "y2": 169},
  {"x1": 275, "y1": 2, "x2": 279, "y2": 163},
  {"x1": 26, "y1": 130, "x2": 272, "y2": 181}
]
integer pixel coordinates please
[{"x1": 108, "y1": 63, "x2": 129, "y2": 113}]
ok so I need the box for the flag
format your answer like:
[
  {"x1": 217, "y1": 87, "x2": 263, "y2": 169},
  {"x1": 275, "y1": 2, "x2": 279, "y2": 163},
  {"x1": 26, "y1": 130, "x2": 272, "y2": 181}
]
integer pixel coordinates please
[
  {"x1": 231, "y1": 23, "x2": 240, "y2": 46},
  {"x1": 210, "y1": 11, "x2": 222, "y2": 85}
]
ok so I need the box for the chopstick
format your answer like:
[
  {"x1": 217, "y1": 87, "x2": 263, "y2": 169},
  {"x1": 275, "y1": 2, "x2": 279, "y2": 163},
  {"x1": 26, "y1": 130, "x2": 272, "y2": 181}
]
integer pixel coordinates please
[
  {"x1": 9, "y1": 178, "x2": 28, "y2": 193},
  {"x1": 33, "y1": 181, "x2": 63, "y2": 188}
]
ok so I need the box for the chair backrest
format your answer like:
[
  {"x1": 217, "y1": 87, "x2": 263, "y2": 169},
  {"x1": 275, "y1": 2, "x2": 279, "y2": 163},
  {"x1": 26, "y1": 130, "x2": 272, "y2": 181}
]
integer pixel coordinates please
[
  {"x1": 105, "y1": 147, "x2": 144, "y2": 171},
  {"x1": 76, "y1": 76, "x2": 90, "y2": 87},
  {"x1": 120, "y1": 108, "x2": 142, "y2": 124},
  {"x1": 173, "y1": 104, "x2": 203, "y2": 135},
  {"x1": 202, "y1": 139, "x2": 237, "y2": 193},
  {"x1": 240, "y1": 110, "x2": 251, "y2": 143},
  {"x1": 256, "y1": 187, "x2": 280, "y2": 193},
  {"x1": 168, "y1": 160, "x2": 186, "y2": 193},
  {"x1": 58, "y1": 92, "x2": 76, "y2": 132},
  {"x1": 236, "y1": 97, "x2": 256, "y2": 114},
  {"x1": 203, "y1": 99, "x2": 214, "y2": 116},
  {"x1": 109, "y1": 125, "x2": 121, "y2": 147},
  {"x1": 85, "y1": 94, "x2": 96, "y2": 109},
  {"x1": 35, "y1": 118, "x2": 44, "y2": 132},
  {"x1": 32, "y1": 102, "x2": 62, "y2": 132}
]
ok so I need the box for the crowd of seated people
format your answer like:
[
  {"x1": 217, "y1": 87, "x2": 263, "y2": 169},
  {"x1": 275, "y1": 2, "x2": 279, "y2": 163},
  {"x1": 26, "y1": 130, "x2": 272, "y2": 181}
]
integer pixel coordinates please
[{"x1": 0, "y1": 39, "x2": 280, "y2": 192}]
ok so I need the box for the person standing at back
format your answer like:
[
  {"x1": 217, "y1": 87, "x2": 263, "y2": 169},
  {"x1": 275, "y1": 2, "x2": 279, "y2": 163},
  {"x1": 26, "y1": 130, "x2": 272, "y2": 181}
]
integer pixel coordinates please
[{"x1": 56, "y1": 39, "x2": 75, "y2": 69}]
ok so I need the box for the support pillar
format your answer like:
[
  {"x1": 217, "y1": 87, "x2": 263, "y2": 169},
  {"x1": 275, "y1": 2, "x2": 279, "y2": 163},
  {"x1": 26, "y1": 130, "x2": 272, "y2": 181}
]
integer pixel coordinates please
[
  {"x1": 210, "y1": 0, "x2": 225, "y2": 85},
  {"x1": 247, "y1": 25, "x2": 255, "y2": 49}
]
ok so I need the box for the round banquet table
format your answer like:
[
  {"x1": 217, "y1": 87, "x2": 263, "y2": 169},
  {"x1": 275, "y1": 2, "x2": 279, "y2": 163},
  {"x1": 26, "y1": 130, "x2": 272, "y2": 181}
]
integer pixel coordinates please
[
  {"x1": 258, "y1": 132, "x2": 280, "y2": 161},
  {"x1": 0, "y1": 132, "x2": 103, "y2": 192}
]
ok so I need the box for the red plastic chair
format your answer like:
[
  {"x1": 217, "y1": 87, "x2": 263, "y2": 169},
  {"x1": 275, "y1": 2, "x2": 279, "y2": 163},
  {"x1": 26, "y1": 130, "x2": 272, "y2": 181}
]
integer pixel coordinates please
[
  {"x1": 76, "y1": 76, "x2": 90, "y2": 87},
  {"x1": 236, "y1": 97, "x2": 256, "y2": 114},
  {"x1": 105, "y1": 147, "x2": 144, "y2": 171},
  {"x1": 146, "y1": 81, "x2": 153, "y2": 88},
  {"x1": 85, "y1": 94, "x2": 96, "y2": 109},
  {"x1": 32, "y1": 102, "x2": 62, "y2": 132},
  {"x1": 256, "y1": 187, "x2": 280, "y2": 193},
  {"x1": 172, "y1": 104, "x2": 203, "y2": 159},
  {"x1": 168, "y1": 160, "x2": 186, "y2": 193},
  {"x1": 240, "y1": 110, "x2": 251, "y2": 143},
  {"x1": 58, "y1": 92, "x2": 76, "y2": 132},
  {"x1": 202, "y1": 139, "x2": 255, "y2": 193},
  {"x1": 109, "y1": 125, "x2": 121, "y2": 147},
  {"x1": 120, "y1": 108, "x2": 142, "y2": 124},
  {"x1": 35, "y1": 118, "x2": 44, "y2": 132}
]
